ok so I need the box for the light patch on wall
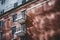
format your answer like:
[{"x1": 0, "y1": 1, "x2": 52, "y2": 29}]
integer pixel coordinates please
[
  {"x1": 48, "y1": 0, "x2": 55, "y2": 6},
  {"x1": 46, "y1": 14, "x2": 55, "y2": 20},
  {"x1": 31, "y1": 9, "x2": 35, "y2": 14}
]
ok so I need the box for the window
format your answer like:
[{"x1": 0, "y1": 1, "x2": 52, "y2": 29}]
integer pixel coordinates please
[
  {"x1": 0, "y1": 21, "x2": 3, "y2": 28},
  {"x1": 1, "y1": 0, "x2": 5, "y2": 4},
  {"x1": 21, "y1": 10, "x2": 26, "y2": 17},
  {"x1": 21, "y1": 10, "x2": 26, "y2": 19},
  {"x1": 0, "y1": 10, "x2": 4, "y2": 15},
  {"x1": 21, "y1": 24, "x2": 26, "y2": 31},
  {"x1": 16, "y1": 24, "x2": 26, "y2": 32},
  {"x1": 14, "y1": 2, "x2": 18, "y2": 8},
  {"x1": 20, "y1": 24, "x2": 26, "y2": 40},
  {"x1": 13, "y1": 14, "x2": 17, "y2": 22},
  {"x1": 17, "y1": 10, "x2": 26, "y2": 21},
  {"x1": 22, "y1": 0, "x2": 26, "y2": 4},
  {"x1": 12, "y1": 26, "x2": 16, "y2": 34},
  {"x1": 0, "y1": 32, "x2": 2, "y2": 40}
]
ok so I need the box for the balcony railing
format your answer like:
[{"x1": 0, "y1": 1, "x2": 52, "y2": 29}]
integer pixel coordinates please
[
  {"x1": 16, "y1": 15, "x2": 26, "y2": 24},
  {"x1": 15, "y1": 30, "x2": 26, "y2": 36},
  {"x1": 16, "y1": 10, "x2": 26, "y2": 23},
  {"x1": 15, "y1": 26, "x2": 26, "y2": 36}
]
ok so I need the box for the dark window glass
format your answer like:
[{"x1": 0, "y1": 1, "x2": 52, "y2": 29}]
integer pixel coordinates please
[
  {"x1": 1, "y1": 0, "x2": 5, "y2": 4},
  {"x1": 21, "y1": 24, "x2": 26, "y2": 31},
  {"x1": 21, "y1": 10, "x2": 26, "y2": 17},
  {"x1": 21, "y1": 10, "x2": 26, "y2": 19},
  {"x1": 12, "y1": 26, "x2": 16, "y2": 34},
  {"x1": 14, "y1": 2, "x2": 18, "y2": 8},
  {"x1": 22, "y1": 0, "x2": 26, "y2": 4},
  {"x1": 0, "y1": 32, "x2": 2, "y2": 40},
  {"x1": 13, "y1": 14, "x2": 17, "y2": 22},
  {"x1": 0, "y1": 21, "x2": 3, "y2": 28},
  {"x1": 20, "y1": 35, "x2": 26, "y2": 40},
  {"x1": 20, "y1": 24, "x2": 26, "y2": 40},
  {"x1": 0, "y1": 10, "x2": 4, "y2": 15}
]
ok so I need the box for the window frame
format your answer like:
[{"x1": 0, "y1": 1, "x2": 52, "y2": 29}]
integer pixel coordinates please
[
  {"x1": 21, "y1": 23, "x2": 26, "y2": 31},
  {"x1": 1, "y1": 0, "x2": 5, "y2": 4},
  {"x1": 21, "y1": 10, "x2": 26, "y2": 19},
  {"x1": 14, "y1": 2, "x2": 18, "y2": 8},
  {"x1": 13, "y1": 14, "x2": 17, "y2": 22},
  {"x1": 22, "y1": 0, "x2": 26, "y2": 4},
  {"x1": 12, "y1": 26, "x2": 16, "y2": 35}
]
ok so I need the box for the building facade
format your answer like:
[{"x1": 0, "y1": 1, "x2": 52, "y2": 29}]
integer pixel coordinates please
[
  {"x1": 0, "y1": 0, "x2": 30, "y2": 15},
  {"x1": 0, "y1": 0, "x2": 60, "y2": 40}
]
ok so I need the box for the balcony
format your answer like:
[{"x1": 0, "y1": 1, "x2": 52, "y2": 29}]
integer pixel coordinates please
[
  {"x1": 15, "y1": 24, "x2": 26, "y2": 37},
  {"x1": 16, "y1": 10, "x2": 26, "y2": 24},
  {"x1": 16, "y1": 16, "x2": 26, "y2": 24},
  {"x1": 15, "y1": 30, "x2": 26, "y2": 37}
]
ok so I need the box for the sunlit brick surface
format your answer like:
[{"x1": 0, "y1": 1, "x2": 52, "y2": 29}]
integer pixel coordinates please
[
  {"x1": 26, "y1": 11, "x2": 60, "y2": 40},
  {"x1": 26, "y1": 0, "x2": 60, "y2": 40}
]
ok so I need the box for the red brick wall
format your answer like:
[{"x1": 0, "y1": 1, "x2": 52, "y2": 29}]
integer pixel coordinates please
[
  {"x1": 26, "y1": 0, "x2": 60, "y2": 40},
  {"x1": 0, "y1": 0, "x2": 59, "y2": 40},
  {"x1": 26, "y1": 11, "x2": 60, "y2": 40}
]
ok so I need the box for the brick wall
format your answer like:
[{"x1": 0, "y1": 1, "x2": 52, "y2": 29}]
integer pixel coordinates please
[{"x1": 0, "y1": 0, "x2": 59, "y2": 40}]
